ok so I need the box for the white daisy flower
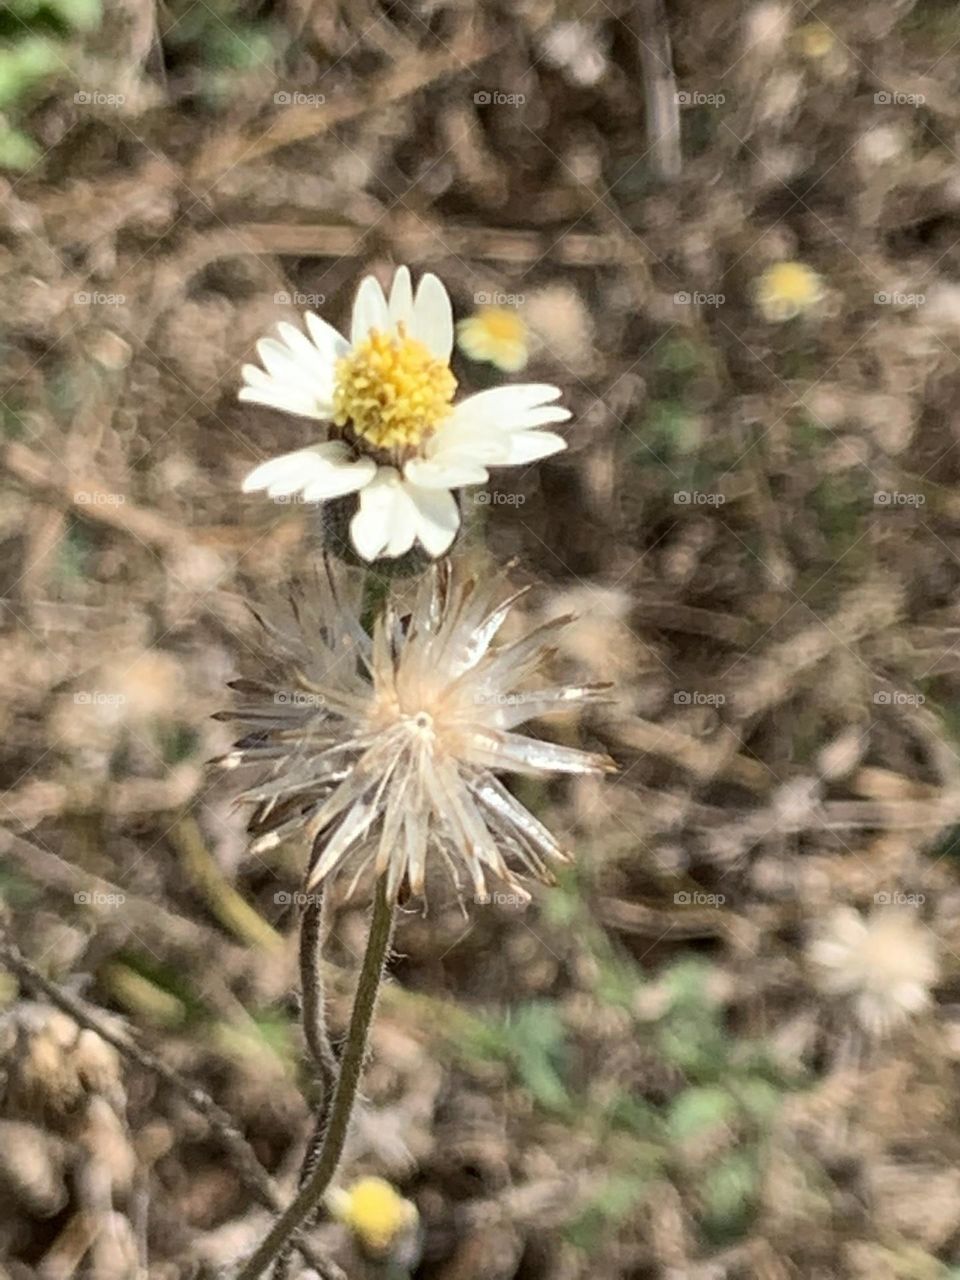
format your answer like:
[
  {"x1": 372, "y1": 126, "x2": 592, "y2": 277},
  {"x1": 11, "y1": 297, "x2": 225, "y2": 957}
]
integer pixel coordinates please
[
  {"x1": 807, "y1": 906, "x2": 939, "y2": 1037},
  {"x1": 221, "y1": 564, "x2": 615, "y2": 902},
  {"x1": 239, "y1": 267, "x2": 571, "y2": 562}
]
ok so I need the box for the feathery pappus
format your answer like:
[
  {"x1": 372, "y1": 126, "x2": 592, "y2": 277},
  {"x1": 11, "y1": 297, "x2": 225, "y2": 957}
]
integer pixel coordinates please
[{"x1": 216, "y1": 564, "x2": 615, "y2": 903}]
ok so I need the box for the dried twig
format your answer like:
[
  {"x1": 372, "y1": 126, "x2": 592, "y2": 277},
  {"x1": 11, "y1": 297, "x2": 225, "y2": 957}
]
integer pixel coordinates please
[{"x1": 0, "y1": 942, "x2": 339, "y2": 1278}]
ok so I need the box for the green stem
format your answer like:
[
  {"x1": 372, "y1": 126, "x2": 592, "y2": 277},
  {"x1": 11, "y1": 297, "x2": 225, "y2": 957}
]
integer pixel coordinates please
[{"x1": 235, "y1": 879, "x2": 395, "y2": 1280}]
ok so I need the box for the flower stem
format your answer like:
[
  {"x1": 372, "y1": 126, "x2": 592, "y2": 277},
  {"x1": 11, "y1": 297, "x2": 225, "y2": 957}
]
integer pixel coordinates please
[
  {"x1": 235, "y1": 879, "x2": 395, "y2": 1280},
  {"x1": 272, "y1": 884, "x2": 340, "y2": 1280}
]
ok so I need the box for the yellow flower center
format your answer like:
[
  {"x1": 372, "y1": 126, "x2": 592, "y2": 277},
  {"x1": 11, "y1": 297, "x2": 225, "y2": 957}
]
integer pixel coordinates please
[{"x1": 333, "y1": 325, "x2": 457, "y2": 450}]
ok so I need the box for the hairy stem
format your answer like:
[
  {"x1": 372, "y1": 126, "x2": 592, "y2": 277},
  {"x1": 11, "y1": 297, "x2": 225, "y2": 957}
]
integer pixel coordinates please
[
  {"x1": 235, "y1": 879, "x2": 395, "y2": 1280},
  {"x1": 272, "y1": 883, "x2": 339, "y2": 1280}
]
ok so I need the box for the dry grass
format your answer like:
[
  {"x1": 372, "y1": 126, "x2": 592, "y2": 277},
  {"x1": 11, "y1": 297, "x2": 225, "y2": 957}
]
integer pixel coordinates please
[{"x1": 5, "y1": 0, "x2": 960, "y2": 1276}]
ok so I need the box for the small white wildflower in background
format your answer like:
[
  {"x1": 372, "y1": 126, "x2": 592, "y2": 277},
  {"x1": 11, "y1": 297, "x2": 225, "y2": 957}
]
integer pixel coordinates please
[
  {"x1": 807, "y1": 906, "x2": 938, "y2": 1036},
  {"x1": 456, "y1": 305, "x2": 529, "y2": 372},
  {"x1": 525, "y1": 282, "x2": 596, "y2": 376},
  {"x1": 327, "y1": 1177, "x2": 418, "y2": 1259},
  {"x1": 754, "y1": 260, "x2": 825, "y2": 322},
  {"x1": 239, "y1": 267, "x2": 570, "y2": 562},
  {"x1": 539, "y1": 20, "x2": 608, "y2": 87},
  {"x1": 223, "y1": 565, "x2": 615, "y2": 902}
]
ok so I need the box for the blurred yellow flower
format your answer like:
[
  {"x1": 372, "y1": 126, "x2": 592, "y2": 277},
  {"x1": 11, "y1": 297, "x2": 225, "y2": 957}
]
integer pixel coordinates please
[
  {"x1": 795, "y1": 23, "x2": 834, "y2": 59},
  {"x1": 754, "y1": 261, "x2": 825, "y2": 323},
  {"x1": 457, "y1": 305, "x2": 528, "y2": 372},
  {"x1": 327, "y1": 1176, "x2": 418, "y2": 1256}
]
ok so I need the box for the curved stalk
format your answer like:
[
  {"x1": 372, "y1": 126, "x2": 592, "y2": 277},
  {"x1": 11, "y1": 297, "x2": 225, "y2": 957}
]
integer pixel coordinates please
[{"x1": 235, "y1": 879, "x2": 395, "y2": 1280}]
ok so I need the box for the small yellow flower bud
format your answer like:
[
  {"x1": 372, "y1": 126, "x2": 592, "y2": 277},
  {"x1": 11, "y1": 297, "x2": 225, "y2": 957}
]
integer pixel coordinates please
[{"x1": 327, "y1": 1175, "x2": 418, "y2": 1256}]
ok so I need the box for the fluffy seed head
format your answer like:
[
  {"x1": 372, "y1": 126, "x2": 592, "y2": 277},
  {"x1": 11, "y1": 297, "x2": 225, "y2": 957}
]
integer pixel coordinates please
[
  {"x1": 807, "y1": 906, "x2": 939, "y2": 1037},
  {"x1": 221, "y1": 564, "x2": 615, "y2": 903}
]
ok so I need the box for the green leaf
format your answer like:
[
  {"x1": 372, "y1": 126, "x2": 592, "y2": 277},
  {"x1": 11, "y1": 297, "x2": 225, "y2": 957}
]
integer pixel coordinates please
[
  {"x1": 701, "y1": 1152, "x2": 758, "y2": 1237},
  {"x1": 0, "y1": 123, "x2": 40, "y2": 169},
  {"x1": 667, "y1": 1086, "x2": 736, "y2": 1142},
  {"x1": 43, "y1": 0, "x2": 102, "y2": 30}
]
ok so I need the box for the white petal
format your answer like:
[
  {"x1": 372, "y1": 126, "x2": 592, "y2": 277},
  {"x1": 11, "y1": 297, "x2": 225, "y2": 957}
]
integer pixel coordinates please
[
  {"x1": 241, "y1": 363, "x2": 274, "y2": 390},
  {"x1": 405, "y1": 483, "x2": 460, "y2": 556},
  {"x1": 242, "y1": 443, "x2": 370, "y2": 499},
  {"x1": 304, "y1": 311, "x2": 350, "y2": 362},
  {"x1": 238, "y1": 386, "x2": 328, "y2": 419},
  {"x1": 411, "y1": 272, "x2": 454, "y2": 361},
  {"x1": 449, "y1": 384, "x2": 566, "y2": 432},
  {"x1": 302, "y1": 456, "x2": 377, "y2": 501},
  {"x1": 351, "y1": 275, "x2": 389, "y2": 346},
  {"x1": 493, "y1": 430, "x2": 567, "y2": 464},
  {"x1": 388, "y1": 266, "x2": 414, "y2": 328},
  {"x1": 349, "y1": 467, "x2": 413, "y2": 561},
  {"x1": 275, "y1": 321, "x2": 339, "y2": 384},
  {"x1": 404, "y1": 456, "x2": 489, "y2": 489},
  {"x1": 426, "y1": 420, "x2": 517, "y2": 464}
]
